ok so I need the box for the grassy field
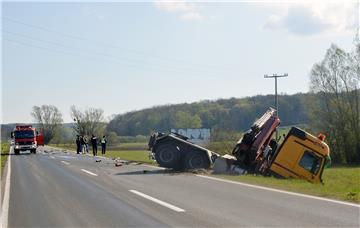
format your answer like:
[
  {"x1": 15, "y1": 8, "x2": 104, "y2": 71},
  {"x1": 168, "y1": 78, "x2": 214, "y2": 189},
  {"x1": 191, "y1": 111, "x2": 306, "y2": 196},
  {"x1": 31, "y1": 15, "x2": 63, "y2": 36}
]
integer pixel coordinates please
[
  {"x1": 216, "y1": 166, "x2": 360, "y2": 203},
  {"x1": 51, "y1": 143, "x2": 359, "y2": 203},
  {"x1": 1, "y1": 143, "x2": 10, "y2": 177}
]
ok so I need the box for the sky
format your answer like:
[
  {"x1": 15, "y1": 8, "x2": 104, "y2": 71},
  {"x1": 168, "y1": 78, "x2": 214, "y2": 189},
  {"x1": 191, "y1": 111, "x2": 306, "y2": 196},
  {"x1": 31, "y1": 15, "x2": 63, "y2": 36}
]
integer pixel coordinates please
[{"x1": 1, "y1": 0, "x2": 358, "y2": 123}]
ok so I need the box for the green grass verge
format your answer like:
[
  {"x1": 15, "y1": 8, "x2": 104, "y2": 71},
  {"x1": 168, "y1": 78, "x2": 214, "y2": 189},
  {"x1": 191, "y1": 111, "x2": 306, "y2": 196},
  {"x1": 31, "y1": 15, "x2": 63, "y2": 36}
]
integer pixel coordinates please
[
  {"x1": 1, "y1": 143, "x2": 10, "y2": 178},
  {"x1": 102, "y1": 150, "x2": 156, "y2": 164},
  {"x1": 215, "y1": 166, "x2": 360, "y2": 203}
]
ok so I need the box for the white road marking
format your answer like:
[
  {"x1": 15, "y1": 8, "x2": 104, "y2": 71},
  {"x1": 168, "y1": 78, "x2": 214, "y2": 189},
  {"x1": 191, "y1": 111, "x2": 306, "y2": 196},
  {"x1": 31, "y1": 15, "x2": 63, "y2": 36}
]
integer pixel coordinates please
[
  {"x1": 50, "y1": 156, "x2": 55, "y2": 159},
  {"x1": 1, "y1": 151, "x2": 11, "y2": 228},
  {"x1": 196, "y1": 175, "x2": 360, "y2": 208},
  {"x1": 81, "y1": 169, "x2": 98, "y2": 176},
  {"x1": 142, "y1": 164, "x2": 166, "y2": 170},
  {"x1": 129, "y1": 190, "x2": 185, "y2": 212},
  {"x1": 61, "y1": 161, "x2": 70, "y2": 165}
]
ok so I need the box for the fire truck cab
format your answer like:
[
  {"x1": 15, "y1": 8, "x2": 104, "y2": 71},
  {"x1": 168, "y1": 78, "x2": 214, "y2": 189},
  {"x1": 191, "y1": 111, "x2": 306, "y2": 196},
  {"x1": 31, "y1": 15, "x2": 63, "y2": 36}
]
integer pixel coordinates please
[{"x1": 11, "y1": 125, "x2": 44, "y2": 155}]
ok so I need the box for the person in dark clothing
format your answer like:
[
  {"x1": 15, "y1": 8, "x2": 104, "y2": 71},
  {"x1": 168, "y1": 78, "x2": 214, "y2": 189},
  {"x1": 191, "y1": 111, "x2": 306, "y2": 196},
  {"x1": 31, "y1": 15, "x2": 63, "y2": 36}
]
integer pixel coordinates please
[
  {"x1": 75, "y1": 135, "x2": 81, "y2": 154},
  {"x1": 91, "y1": 135, "x2": 98, "y2": 156},
  {"x1": 80, "y1": 135, "x2": 85, "y2": 154},
  {"x1": 83, "y1": 136, "x2": 89, "y2": 153},
  {"x1": 101, "y1": 135, "x2": 107, "y2": 155}
]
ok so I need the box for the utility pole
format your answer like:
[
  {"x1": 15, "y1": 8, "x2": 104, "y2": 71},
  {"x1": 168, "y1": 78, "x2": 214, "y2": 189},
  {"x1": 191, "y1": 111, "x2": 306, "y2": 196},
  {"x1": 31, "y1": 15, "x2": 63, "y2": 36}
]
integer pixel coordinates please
[
  {"x1": 264, "y1": 73, "x2": 288, "y2": 140},
  {"x1": 355, "y1": 0, "x2": 360, "y2": 45}
]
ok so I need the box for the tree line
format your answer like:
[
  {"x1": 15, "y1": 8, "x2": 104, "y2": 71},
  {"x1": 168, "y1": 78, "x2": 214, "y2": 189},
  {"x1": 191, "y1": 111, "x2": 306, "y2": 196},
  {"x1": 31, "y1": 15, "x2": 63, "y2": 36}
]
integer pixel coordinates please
[{"x1": 106, "y1": 94, "x2": 310, "y2": 136}]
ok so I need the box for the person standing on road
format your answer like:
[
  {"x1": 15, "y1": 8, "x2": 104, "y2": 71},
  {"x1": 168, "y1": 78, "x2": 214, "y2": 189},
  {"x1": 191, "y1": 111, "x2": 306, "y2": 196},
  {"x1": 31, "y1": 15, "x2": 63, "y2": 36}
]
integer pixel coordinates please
[
  {"x1": 80, "y1": 135, "x2": 86, "y2": 154},
  {"x1": 76, "y1": 135, "x2": 81, "y2": 154},
  {"x1": 91, "y1": 135, "x2": 98, "y2": 156},
  {"x1": 83, "y1": 136, "x2": 89, "y2": 153},
  {"x1": 101, "y1": 135, "x2": 107, "y2": 155},
  {"x1": 79, "y1": 135, "x2": 84, "y2": 154}
]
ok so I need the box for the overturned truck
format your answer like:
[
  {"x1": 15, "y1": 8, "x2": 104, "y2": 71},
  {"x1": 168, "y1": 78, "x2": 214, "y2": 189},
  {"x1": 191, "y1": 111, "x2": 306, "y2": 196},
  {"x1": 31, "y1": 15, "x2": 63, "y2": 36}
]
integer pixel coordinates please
[{"x1": 148, "y1": 108, "x2": 330, "y2": 183}]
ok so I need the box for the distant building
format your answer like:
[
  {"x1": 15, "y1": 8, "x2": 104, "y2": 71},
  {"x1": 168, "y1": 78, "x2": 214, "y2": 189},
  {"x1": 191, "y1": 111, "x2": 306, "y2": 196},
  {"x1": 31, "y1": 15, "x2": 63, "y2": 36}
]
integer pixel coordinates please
[{"x1": 171, "y1": 128, "x2": 210, "y2": 145}]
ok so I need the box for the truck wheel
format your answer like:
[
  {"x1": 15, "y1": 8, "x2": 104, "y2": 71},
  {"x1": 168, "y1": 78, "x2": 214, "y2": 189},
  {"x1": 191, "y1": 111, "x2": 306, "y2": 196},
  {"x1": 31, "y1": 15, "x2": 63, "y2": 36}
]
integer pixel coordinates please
[
  {"x1": 183, "y1": 151, "x2": 210, "y2": 169},
  {"x1": 155, "y1": 144, "x2": 181, "y2": 169},
  {"x1": 14, "y1": 149, "x2": 20, "y2": 155},
  {"x1": 31, "y1": 149, "x2": 37, "y2": 154}
]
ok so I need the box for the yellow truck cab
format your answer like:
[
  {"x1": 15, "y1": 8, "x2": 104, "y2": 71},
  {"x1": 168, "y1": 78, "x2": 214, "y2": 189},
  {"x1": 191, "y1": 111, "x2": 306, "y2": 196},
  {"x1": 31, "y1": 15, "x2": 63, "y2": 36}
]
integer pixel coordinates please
[{"x1": 269, "y1": 127, "x2": 330, "y2": 183}]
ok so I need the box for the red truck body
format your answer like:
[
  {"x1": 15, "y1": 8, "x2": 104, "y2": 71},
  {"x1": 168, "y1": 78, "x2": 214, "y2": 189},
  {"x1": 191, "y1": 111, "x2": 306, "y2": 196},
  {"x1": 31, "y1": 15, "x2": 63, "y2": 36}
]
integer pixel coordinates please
[{"x1": 12, "y1": 125, "x2": 44, "y2": 154}]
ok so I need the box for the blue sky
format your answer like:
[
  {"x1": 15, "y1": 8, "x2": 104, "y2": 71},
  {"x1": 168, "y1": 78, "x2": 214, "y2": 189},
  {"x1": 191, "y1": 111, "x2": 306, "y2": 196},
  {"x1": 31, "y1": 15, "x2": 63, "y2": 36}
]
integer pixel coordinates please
[{"x1": 1, "y1": 1, "x2": 358, "y2": 123}]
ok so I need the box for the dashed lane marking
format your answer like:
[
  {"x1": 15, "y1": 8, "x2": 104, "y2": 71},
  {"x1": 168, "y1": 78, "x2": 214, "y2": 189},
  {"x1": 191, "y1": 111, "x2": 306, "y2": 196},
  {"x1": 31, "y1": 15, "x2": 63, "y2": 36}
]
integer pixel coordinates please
[
  {"x1": 81, "y1": 169, "x2": 98, "y2": 176},
  {"x1": 129, "y1": 190, "x2": 185, "y2": 212}
]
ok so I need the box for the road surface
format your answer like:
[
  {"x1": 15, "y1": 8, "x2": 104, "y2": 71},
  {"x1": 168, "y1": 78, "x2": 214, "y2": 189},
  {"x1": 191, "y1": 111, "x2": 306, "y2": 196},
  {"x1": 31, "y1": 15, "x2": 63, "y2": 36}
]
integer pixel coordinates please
[{"x1": 2, "y1": 146, "x2": 359, "y2": 227}]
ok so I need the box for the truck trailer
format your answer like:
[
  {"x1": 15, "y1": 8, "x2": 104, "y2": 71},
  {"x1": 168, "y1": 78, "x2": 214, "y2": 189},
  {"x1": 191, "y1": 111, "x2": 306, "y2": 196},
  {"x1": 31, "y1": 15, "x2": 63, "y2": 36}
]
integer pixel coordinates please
[{"x1": 148, "y1": 108, "x2": 330, "y2": 183}]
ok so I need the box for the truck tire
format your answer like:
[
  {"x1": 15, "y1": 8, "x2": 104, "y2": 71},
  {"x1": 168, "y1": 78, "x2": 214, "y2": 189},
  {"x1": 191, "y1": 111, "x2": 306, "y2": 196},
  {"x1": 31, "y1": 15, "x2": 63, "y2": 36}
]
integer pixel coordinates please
[
  {"x1": 31, "y1": 149, "x2": 37, "y2": 154},
  {"x1": 14, "y1": 149, "x2": 20, "y2": 155},
  {"x1": 183, "y1": 151, "x2": 210, "y2": 169},
  {"x1": 154, "y1": 144, "x2": 181, "y2": 169}
]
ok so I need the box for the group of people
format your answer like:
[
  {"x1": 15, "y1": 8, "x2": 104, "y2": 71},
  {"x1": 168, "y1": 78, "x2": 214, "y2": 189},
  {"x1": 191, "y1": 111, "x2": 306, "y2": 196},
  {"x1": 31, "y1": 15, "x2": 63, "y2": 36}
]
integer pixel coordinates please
[{"x1": 76, "y1": 134, "x2": 107, "y2": 156}]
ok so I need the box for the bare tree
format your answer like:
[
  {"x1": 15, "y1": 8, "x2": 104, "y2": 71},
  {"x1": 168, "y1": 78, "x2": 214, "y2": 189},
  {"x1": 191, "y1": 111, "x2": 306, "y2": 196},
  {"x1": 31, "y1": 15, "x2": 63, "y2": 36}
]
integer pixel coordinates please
[
  {"x1": 309, "y1": 44, "x2": 360, "y2": 164},
  {"x1": 31, "y1": 105, "x2": 63, "y2": 144},
  {"x1": 70, "y1": 105, "x2": 106, "y2": 137}
]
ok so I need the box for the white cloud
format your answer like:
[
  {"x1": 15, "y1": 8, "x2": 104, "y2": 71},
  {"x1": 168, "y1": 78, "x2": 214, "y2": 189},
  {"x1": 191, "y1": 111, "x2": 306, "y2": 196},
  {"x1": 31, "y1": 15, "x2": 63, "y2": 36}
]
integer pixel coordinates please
[
  {"x1": 263, "y1": 1, "x2": 358, "y2": 36},
  {"x1": 153, "y1": 0, "x2": 203, "y2": 21}
]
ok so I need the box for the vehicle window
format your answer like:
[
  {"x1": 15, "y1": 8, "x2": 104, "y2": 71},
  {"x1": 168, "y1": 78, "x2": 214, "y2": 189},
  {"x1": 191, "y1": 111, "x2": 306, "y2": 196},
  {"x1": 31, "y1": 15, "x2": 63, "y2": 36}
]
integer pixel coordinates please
[
  {"x1": 299, "y1": 151, "x2": 322, "y2": 175},
  {"x1": 14, "y1": 130, "x2": 35, "y2": 139}
]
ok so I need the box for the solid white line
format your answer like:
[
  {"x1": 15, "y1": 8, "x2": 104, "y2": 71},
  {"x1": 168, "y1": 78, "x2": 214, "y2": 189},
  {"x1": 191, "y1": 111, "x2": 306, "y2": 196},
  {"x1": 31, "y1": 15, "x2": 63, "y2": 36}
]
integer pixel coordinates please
[
  {"x1": 81, "y1": 169, "x2": 98, "y2": 176},
  {"x1": 196, "y1": 175, "x2": 360, "y2": 208},
  {"x1": 142, "y1": 164, "x2": 166, "y2": 170},
  {"x1": 1, "y1": 152, "x2": 11, "y2": 228},
  {"x1": 50, "y1": 156, "x2": 55, "y2": 159},
  {"x1": 129, "y1": 190, "x2": 185, "y2": 212},
  {"x1": 61, "y1": 161, "x2": 70, "y2": 165}
]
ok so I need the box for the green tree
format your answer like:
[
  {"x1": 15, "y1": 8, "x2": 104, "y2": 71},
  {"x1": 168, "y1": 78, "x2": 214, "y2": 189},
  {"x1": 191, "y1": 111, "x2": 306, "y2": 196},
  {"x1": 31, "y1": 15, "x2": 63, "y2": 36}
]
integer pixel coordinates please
[
  {"x1": 309, "y1": 44, "x2": 360, "y2": 164},
  {"x1": 70, "y1": 105, "x2": 106, "y2": 137},
  {"x1": 31, "y1": 105, "x2": 63, "y2": 144},
  {"x1": 174, "y1": 111, "x2": 202, "y2": 128}
]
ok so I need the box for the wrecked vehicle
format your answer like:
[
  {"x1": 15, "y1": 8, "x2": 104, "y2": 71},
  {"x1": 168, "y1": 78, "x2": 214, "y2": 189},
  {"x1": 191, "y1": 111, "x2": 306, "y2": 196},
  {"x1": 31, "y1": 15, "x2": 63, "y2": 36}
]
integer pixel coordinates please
[{"x1": 148, "y1": 108, "x2": 330, "y2": 183}]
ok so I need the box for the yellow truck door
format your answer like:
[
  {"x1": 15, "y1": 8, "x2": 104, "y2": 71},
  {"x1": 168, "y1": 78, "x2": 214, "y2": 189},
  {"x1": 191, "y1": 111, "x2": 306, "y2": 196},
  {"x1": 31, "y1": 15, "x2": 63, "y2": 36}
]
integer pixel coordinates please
[{"x1": 269, "y1": 127, "x2": 329, "y2": 183}]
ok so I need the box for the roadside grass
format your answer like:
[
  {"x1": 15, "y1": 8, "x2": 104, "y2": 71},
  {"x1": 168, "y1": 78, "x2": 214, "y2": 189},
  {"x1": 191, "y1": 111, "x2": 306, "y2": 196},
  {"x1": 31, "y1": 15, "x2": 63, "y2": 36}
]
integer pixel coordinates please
[
  {"x1": 216, "y1": 166, "x2": 360, "y2": 203},
  {"x1": 1, "y1": 143, "x2": 10, "y2": 177},
  {"x1": 103, "y1": 150, "x2": 156, "y2": 164},
  {"x1": 110, "y1": 143, "x2": 147, "y2": 151}
]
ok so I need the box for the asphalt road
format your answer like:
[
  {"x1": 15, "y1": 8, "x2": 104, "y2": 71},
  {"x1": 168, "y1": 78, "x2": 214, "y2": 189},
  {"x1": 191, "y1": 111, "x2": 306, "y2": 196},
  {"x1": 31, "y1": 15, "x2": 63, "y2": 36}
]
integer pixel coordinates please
[{"x1": 2, "y1": 146, "x2": 359, "y2": 227}]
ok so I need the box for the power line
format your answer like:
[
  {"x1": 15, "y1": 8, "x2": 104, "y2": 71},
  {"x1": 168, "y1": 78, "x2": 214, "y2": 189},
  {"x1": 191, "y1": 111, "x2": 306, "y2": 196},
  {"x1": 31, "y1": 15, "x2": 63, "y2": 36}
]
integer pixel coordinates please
[
  {"x1": 2, "y1": 16, "x2": 234, "y2": 72},
  {"x1": 3, "y1": 38, "x2": 219, "y2": 76}
]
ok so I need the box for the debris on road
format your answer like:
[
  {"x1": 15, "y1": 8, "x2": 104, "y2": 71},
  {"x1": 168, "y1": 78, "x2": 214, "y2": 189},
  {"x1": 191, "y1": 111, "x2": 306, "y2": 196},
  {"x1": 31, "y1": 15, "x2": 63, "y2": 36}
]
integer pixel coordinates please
[{"x1": 114, "y1": 157, "x2": 129, "y2": 167}]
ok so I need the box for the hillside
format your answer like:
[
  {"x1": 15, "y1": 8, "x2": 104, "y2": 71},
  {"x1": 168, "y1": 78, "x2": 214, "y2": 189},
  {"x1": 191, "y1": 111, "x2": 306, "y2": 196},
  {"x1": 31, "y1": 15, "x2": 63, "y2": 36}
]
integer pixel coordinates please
[{"x1": 107, "y1": 93, "x2": 311, "y2": 136}]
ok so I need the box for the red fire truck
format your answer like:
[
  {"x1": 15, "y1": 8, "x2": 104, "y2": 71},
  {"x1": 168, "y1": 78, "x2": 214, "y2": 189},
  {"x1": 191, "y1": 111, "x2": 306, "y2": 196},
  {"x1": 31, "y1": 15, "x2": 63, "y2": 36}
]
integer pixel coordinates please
[{"x1": 11, "y1": 125, "x2": 44, "y2": 155}]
